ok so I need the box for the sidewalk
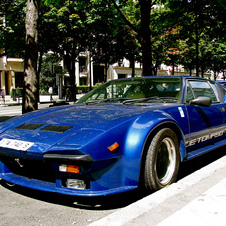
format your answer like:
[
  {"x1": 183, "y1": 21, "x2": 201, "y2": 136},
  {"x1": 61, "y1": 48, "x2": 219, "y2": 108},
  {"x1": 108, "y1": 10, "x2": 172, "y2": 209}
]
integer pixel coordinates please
[
  {"x1": 0, "y1": 94, "x2": 85, "y2": 106},
  {"x1": 89, "y1": 154, "x2": 226, "y2": 226}
]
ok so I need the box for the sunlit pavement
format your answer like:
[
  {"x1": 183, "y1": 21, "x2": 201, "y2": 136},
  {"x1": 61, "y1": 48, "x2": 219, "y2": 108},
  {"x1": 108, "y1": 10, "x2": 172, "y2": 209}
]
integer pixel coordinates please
[{"x1": 0, "y1": 94, "x2": 84, "y2": 107}]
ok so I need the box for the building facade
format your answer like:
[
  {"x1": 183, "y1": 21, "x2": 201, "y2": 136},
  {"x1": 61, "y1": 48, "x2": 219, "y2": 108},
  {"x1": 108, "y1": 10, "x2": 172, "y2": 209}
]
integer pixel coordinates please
[
  {"x1": 1, "y1": 48, "x2": 213, "y2": 98},
  {"x1": 0, "y1": 49, "x2": 24, "y2": 95}
]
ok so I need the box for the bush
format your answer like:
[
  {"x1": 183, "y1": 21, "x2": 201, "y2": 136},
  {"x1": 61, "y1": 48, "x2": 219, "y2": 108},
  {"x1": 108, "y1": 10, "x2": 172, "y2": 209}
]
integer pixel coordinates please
[
  {"x1": 10, "y1": 89, "x2": 15, "y2": 98},
  {"x1": 76, "y1": 86, "x2": 90, "y2": 93},
  {"x1": 63, "y1": 85, "x2": 99, "y2": 94},
  {"x1": 77, "y1": 85, "x2": 100, "y2": 93},
  {"x1": 16, "y1": 87, "x2": 23, "y2": 97},
  {"x1": 10, "y1": 87, "x2": 23, "y2": 101}
]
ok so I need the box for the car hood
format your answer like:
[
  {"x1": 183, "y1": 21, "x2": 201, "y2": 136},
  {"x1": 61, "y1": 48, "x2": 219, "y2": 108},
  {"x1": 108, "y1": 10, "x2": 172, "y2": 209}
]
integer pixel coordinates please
[{"x1": 0, "y1": 104, "x2": 159, "y2": 156}]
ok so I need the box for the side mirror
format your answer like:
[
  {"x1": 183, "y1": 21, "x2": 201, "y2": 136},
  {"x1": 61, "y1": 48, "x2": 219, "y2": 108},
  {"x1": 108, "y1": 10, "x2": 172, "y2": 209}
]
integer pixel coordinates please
[{"x1": 189, "y1": 96, "x2": 212, "y2": 107}]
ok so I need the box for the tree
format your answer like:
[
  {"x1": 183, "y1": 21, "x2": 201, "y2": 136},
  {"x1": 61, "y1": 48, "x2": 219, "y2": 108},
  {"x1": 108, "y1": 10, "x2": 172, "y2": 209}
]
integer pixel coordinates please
[
  {"x1": 150, "y1": 5, "x2": 171, "y2": 75},
  {"x1": 111, "y1": 0, "x2": 159, "y2": 76},
  {"x1": 86, "y1": 1, "x2": 138, "y2": 79},
  {"x1": 39, "y1": 53, "x2": 61, "y2": 94},
  {"x1": 44, "y1": 1, "x2": 134, "y2": 86},
  {"x1": 2, "y1": 0, "x2": 225, "y2": 113},
  {"x1": 22, "y1": 0, "x2": 40, "y2": 113},
  {"x1": 0, "y1": 0, "x2": 26, "y2": 58},
  {"x1": 164, "y1": 0, "x2": 226, "y2": 77},
  {"x1": 42, "y1": 1, "x2": 91, "y2": 100}
]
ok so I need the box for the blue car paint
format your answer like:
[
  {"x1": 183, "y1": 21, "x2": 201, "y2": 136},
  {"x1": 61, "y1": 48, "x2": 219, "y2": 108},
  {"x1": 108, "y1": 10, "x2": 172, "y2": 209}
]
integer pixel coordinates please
[
  {"x1": 0, "y1": 76, "x2": 226, "y2": 196},
  {"x1": 0, "y1": 105, "x2": 187, "y2": 195}
]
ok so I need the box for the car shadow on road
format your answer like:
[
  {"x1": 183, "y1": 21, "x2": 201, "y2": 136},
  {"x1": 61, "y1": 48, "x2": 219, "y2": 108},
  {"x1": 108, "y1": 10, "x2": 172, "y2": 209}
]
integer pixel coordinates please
[
  {"x1": 0, "y1": 180, "x2": 149, "y2": 210},
  {"x1": 1, "y1": 146, "x2": 226, "y2": 210}
]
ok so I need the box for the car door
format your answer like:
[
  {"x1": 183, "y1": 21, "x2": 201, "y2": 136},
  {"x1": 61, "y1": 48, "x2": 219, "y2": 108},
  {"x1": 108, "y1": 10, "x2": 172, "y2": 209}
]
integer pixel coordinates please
[{"x1": 185, "y1": 79, "x2": 226, "y2": 152}]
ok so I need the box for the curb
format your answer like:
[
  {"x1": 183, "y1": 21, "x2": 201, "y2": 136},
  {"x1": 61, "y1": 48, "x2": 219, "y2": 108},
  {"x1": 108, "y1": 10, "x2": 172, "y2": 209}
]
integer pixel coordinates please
[{"x1": 89, "y1": 154, "x2": 226, "y2": 226}]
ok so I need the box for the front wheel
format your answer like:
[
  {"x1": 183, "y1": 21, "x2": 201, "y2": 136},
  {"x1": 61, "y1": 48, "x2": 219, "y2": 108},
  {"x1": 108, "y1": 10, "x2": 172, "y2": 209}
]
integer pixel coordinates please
[{"x1": 144, "y1": 128, "x2": 180, "y2": 191}]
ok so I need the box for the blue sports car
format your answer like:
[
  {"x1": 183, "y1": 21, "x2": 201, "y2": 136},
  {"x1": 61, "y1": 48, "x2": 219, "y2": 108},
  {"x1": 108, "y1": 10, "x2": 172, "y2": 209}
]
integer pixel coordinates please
[{"x1": 0, "y1": 76, "x2": 226, "y2": 197}]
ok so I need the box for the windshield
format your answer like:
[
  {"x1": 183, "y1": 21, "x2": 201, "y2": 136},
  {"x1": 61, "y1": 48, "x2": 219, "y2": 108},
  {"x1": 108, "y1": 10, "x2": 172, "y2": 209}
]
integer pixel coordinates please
[{"x1": 77, "y1": 77, "x2": 181, "y2": 104}]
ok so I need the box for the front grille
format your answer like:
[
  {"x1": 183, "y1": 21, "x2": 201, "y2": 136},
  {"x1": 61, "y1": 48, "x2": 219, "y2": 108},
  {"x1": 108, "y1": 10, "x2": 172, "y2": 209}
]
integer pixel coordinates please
[{"x1": 1, "y1": 156, "x2": 56, "y2": 183}]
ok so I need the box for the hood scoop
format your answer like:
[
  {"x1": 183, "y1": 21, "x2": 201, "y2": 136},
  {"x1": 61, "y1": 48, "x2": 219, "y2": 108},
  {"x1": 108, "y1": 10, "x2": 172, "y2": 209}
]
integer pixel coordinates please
[
  {"x1": 16, "y1": 123, "x2": 44, "y2": 130},
  {"x1": 40, "y1": 125, "x2": 73, "y2": 133},
  {"x1": 16, "y1": 123, "x2": 73, "y2": 133}
]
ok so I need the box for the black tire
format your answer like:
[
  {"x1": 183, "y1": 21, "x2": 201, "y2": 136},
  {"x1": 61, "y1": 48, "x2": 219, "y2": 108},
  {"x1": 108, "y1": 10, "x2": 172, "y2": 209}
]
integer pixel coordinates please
[{"x1": 144, "y1": 128, "x2": 180, "y2": 191}]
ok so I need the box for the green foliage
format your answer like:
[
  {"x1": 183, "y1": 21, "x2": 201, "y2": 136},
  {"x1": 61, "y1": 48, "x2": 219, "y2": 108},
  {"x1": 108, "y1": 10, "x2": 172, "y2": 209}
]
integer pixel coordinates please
[
  {"x1": 0, "y1": 0, "x2": 27, "y2": 57},
  {"x1": 1, "y1": 0, "x2": 225, "y2": 79},
  {"x1": 16, "y1": 87, "x2": 23, "y2": 97},
  {"x1": 39, "y1": 53, "x2": 62, "y2": 94},
  {"x1": 88, "y1": 0, "x2": 141, "y2": 68},
  {"x1": 10, "y1": 87, "x2": 23, "y2": 98},
  {"x1": 160, "y1": 0, "x2": 226, "y2": 75}
]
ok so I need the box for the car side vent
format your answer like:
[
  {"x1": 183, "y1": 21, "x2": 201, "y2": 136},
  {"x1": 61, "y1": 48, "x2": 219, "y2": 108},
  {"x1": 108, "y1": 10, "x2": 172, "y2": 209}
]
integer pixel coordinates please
[
  {"x1": 16, "y1": 123, "x2": 44, "y2": 130},
  {"x1": 40, "y1": 125, "x2": 73, "y2": 133}
]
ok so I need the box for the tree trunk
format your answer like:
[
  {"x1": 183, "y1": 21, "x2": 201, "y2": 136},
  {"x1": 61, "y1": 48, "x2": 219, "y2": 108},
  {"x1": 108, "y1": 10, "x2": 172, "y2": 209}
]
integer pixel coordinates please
[
  {"x1": 112, "y1": 0, "x2": 154, "y2": 76},
  {"x1": 172, "y1": 62, "x2": 175, "y2": 75},
  {"x1": 129, "y1": 56, "x2": 135, "y2": 77},
  {"x1": 195, "y1": 10, "x2": 199, "y2": 77},
  {"x1": 37, "y1": 51, "x2": 43, "y2": 103},
  {"x1": 23, "y1": 0, "x2": 39, "y2": 114},
  {"x1": 140, "y1": 0, "x2": 152, "y2": 76},
  {"x1": 70, "y1": 48, "x2": 76, "y2": 102}
]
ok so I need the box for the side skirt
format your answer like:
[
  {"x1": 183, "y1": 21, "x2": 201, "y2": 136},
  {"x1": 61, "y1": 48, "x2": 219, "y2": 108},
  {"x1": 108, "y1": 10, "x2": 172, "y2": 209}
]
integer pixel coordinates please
[{"x1": 186, "y1": 139, "x2": 226, "y2": 160}]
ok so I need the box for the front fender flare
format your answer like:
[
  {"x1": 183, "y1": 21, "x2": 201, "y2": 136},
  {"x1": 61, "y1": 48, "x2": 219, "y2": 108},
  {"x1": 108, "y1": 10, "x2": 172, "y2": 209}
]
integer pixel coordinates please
[{"x1": 122, "y1": 111, "x2": 186, "y2": 186}]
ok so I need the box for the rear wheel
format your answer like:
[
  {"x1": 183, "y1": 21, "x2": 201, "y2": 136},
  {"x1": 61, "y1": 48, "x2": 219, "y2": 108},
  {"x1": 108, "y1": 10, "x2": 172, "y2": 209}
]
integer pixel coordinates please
[{"x1": 144, "y1": 128, "x2": 180, "y2": 191}]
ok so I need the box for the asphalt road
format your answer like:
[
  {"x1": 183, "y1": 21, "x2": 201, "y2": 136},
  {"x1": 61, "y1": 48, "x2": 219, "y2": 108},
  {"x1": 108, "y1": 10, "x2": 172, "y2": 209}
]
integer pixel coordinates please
[{"x1": 1, "y1": 104, "x2": 226, "y2": 225}]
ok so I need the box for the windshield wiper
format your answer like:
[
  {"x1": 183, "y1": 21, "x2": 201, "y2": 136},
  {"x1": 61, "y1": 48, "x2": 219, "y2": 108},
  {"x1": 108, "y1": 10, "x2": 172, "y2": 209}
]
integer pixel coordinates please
[
  {"x1": 123, "y1": 96, "x2": 162, "y2": 104},
  {"x1": 123, "y1": 96, "x2": 178, "y2": 104},
  {"x1": 100, "y1": 97, "x2": 131, "y2": 103},
  {"x1": 86, "y1": 96, "x2": 178, "y2": 105},
  {"x1": 85, "y1": 100, "x2": 102, "y2": 105},
  {"x1": 85, "y1": 97, "x2": 130, "y2": 105},
  {"x1": 158, "y1": 97, "x2": 178, "y2": 101}
]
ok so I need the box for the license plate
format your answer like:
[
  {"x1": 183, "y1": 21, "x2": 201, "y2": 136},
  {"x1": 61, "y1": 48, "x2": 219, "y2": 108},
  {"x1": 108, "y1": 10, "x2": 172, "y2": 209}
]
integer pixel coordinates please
[{"x1": 0, "y1": 138, "x2": 34, "y2": 151}]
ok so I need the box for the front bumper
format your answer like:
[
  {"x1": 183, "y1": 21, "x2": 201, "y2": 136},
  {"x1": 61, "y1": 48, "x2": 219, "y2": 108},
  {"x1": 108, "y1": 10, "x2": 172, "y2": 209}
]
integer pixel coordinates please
[{"x1": 0, "y1": 153, "x2": 136, "y2": 197}]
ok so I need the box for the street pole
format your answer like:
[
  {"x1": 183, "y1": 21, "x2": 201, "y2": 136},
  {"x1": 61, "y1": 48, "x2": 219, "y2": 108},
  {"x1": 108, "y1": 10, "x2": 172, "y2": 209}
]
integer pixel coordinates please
[
  {"x1": 89, "y1": 51, "x2": 92, "y2": 91},
  {"x1": 53, "y1": 65, "x2": 66, "y2": 104}
]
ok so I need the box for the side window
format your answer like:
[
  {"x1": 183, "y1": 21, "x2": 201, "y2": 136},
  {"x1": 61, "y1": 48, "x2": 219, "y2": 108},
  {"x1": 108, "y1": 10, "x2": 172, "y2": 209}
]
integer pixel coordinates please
[
  {"x1": 211, "y1": 82, "x2": 226, "y2": 102},
  {"x1": 187, "y1": 80, "x2": 218, "y2": 102}
]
